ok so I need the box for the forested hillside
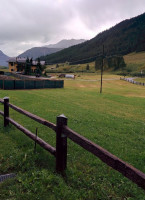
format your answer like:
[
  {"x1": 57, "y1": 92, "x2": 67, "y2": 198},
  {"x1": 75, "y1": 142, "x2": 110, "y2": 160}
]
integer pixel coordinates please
[{"x1": 40, "y1": 13, "x2": 145, "y2": 64}]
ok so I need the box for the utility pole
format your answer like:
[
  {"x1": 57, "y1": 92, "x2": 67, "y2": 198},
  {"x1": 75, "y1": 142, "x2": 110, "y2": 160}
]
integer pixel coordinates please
[{"x1": 100, "y1": 45, "x2": 104, "y2": 94}]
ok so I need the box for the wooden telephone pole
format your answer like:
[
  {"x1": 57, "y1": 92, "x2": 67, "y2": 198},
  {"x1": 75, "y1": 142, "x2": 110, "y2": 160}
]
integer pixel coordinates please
[{"x1": 100, "y1": 45, "x2": 104, "y2": 94}]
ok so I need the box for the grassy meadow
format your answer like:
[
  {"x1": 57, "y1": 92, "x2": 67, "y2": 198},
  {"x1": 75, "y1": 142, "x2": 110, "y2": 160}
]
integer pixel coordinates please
[
  {"x1": 0, "y1": 74, "x2": 145, "y2": 199},
  {"x1": 124, "y1": 51, "x2": 145, "y2": 73},
  {"x1": 45, "y1": 51, "x2": 145, "y2": 75},
  {"x1": 0, "y1": 67, "x2": 9, "y2": 72},
  {"x1": 46, "y1": 62, "x2": 97, "y2": 73},
  {"x1": 124, "y1": 52, "x2": 145, "y2": 68},
  {"x1": 135, "y1": 78, "x2": 145, "y2": 83}
]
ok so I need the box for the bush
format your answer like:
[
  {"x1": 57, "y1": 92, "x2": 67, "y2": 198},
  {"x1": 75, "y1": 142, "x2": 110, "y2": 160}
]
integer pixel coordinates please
[{"x1": 86, "y1": 64, "x2": 90, "y2": 70}]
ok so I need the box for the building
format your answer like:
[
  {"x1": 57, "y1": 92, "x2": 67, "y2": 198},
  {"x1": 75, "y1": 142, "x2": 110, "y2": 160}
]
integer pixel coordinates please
[{"x1": 8, "y1": 57, "x2": 45, "y2": 73}]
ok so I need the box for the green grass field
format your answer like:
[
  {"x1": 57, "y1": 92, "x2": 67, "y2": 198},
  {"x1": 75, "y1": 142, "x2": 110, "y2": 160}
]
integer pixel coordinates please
[
  {"x1": 124, "y1": 51, "x2": 145, "y2": 73},
  {"x1": 45, "y1": 51, "x2": 145, "y2": 74},
  {"x1": 46, "y1": 62, "x2": 97, "y2": 73},
  {"x1": 0, "y1": 74, "x2": 145, "y2": 200},
  {"x1": 135, "y1": 78, "x2": 145, "y2": 83},
  {"x1": 0, "y1": 67, "x2": 9, "y2": 72}
]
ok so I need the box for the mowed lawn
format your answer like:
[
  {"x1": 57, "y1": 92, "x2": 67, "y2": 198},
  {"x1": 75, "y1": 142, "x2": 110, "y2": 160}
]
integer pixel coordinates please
[{"x1": 0, "y1": 74, "x2": 145, "y2": 200}]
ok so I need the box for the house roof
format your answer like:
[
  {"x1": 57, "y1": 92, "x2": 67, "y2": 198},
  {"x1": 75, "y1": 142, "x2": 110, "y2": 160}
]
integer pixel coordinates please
[
  {"x1": 32, "y1": 61, "x2": 45, "y2": 65},
  {"x1": 8, "y1": 57, "x2": 26, "y2": 63},
  {"x1": 8, "y1": 57, "x2": 45, "y2": 65},
  {"x1": 8, "y1": 57, "x2": 17, "y2": 62}
]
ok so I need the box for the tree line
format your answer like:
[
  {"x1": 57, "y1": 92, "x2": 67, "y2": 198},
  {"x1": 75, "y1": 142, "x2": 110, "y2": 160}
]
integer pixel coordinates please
[{"x1": 24, "y1": 58, "x2": 43, "y2": 75}]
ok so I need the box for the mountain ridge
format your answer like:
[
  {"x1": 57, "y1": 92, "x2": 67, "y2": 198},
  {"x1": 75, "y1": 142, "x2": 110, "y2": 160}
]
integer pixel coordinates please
[
  {"x1": 45, "y1": 39, "x2": 86, "y2": 48},
  {"x1": 18, "y1": 47, "x2": 62, "y2": 60},
  {"x1": 40, "y1": 13, "x2": 145, "y2": 64},
  {"x1": 0, "y1": 50, "x2": 10, "y2": 67},
  {"x1": 18, "y1": 39, "x2": 86, "y2": 60}
]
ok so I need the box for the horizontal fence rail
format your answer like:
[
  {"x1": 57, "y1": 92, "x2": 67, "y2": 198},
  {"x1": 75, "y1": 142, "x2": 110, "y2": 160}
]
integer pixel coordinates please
[
  {"x1": 120, "y1": 77, "x2": 145, "y2": 86},
  {"x1": 0, "y1": 97, "x2": 145, "y2": 190},
  {"x1": 8, "y1": 117, "x2": 56, "y2": 156},
  {"x1": 8, "y1": 103, "x2": 56, "y2": 131},
  {"x1": 0, "y1": 97, "x2": 56, "y2": 156},
  {"x1": 63, "y1": 126, "x2": 145, "y2": 189}
]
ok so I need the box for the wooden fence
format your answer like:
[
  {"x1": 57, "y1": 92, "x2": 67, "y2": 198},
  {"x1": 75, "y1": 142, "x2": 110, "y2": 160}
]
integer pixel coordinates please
[
  {"x1": 0, "y1": 97, "x2": 145, "y2": 190},
  {"x1": 120, "y1": 77, "x2": 145, "y2": 86}
]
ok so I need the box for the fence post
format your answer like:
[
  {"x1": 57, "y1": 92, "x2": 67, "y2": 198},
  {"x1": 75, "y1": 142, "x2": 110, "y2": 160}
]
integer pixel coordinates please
[
  {"x1": 4, "y1": 97, "x2": 9, "y2": 127},
  {"x1": 56, "y1": 114, "x2": 68, "y2": 173}
]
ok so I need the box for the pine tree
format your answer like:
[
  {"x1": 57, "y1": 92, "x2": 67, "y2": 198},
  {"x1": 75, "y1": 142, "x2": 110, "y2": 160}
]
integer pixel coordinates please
[
  {"x1": 95, "y1": 57, "x2": 102, "y2": 70},
  {"x1": 119, "y1": 57, "x2": 126, "y2": 69},
  {"x1": 86, "y1": 64, "x2": 90, "y2": 71},
  {"x1": 56, "y1": 64, "x2": 59, "y2": 68},
  {"x1": 25, "y1": 58, "x2": 31, "y2": 75},
  {"x1": 36, "y1": 58, "x2": 42, "y2": 75},
  {"x1": 30, "y1": 58, "x2": 33, "y2": 66}
]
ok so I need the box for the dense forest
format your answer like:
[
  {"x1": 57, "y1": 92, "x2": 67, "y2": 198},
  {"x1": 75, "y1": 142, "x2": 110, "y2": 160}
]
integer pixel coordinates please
[{"x1": 40, "y1": 13, "x2": 145, "y2": 64}]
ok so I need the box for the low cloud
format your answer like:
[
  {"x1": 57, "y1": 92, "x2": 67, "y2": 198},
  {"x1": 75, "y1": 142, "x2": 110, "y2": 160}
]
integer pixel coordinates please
[{"x1": 0, "y1": 0, "x2": 145, "y2": 56}]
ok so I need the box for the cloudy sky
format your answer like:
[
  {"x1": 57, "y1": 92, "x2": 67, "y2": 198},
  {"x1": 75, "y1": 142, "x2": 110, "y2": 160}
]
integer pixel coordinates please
[{"x1": 0, "y1": 0, "x2": 145, "y2": 57}]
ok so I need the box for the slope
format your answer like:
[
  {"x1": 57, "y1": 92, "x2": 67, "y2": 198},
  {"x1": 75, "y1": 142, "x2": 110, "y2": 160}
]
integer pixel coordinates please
[
  {"x1": 0, "y1": 50, "x2": 10, "y2": 67},
  {"x1": 45, "y1": 39, "x2": 86, "y2": 48},
  {"x1": 41, "y1": 13, "x2": 145, "y2": 64},
  {"x1": 18, "y1": 47, "x2": 62, "y2": 60}
]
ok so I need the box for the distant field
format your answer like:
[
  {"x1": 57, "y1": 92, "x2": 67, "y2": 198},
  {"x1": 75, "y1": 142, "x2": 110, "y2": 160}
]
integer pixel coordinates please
[
  {"x1": 135, "y1": 77, "x2": 145, "y2": 82},
  {"x1": 124, "y1": 51, "x2": 145, "y2": 72},
  {"x1": 46, "y1": 61, "x2": 96, "y2": 73},
  {"x1": 45, "y1": 51, "x2": 145, "y2": 75},
  {"x1": 124, "y1": 51, "x2": 145, "y2": 65},
  {"x1": 0, "y1": 73, "x2": 145, "y2": 199},
  {"x1": 0, "y1": 67, "x2": 9, "y2": 72}
]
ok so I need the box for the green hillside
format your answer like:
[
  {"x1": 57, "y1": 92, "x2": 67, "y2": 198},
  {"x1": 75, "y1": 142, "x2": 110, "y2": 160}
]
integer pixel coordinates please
[
  {"x1": 124, "y1": 51, "x2": 145, "y2": 72},
  {"x1": 125, "y1": 51, "x2": 145, "y2": 65},
  {"x1": 41, "y1": 13, "x2": 145, "y2": 64},
  {"x1": 44, "y1": 51, "x2": 145, "y2": 74}
]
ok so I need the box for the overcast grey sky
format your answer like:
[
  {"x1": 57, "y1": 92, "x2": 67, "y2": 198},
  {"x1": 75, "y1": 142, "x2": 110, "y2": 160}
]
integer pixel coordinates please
[{"x1": 0, "y1": 0, "x2": 145, "y2": 57}]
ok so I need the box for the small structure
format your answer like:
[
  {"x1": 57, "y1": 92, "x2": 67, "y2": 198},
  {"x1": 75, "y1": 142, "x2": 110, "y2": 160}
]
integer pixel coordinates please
[
  {"x1": 58, "y1": 74, "x2": 75, "y2": 79},
  {"x1": 65, "y1": 74, "x2": 75, "y2": 79},
  {"x1": 8, "y1": 57, "x2": 45, "y2": 73}
]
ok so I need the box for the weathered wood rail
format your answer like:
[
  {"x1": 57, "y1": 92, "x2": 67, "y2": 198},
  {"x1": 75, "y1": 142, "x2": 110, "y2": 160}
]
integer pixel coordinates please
[{"x1": 0, "y1": 97, "x2": 145, "y2": 190}]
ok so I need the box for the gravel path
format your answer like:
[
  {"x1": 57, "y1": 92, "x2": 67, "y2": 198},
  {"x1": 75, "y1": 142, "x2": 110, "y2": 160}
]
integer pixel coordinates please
[{"x1": 65, "y1": 78, "x2": 120, "y2": 81}]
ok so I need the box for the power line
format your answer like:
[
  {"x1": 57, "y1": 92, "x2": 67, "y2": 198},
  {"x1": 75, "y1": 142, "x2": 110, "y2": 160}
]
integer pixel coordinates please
[{"x1": 100, "y1": 45, "x2": 104, "y2": 94}]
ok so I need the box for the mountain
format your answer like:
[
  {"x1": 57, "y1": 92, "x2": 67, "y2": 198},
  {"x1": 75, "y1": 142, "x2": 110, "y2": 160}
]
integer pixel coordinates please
[
  {"x1": 40, "y1": 13, "x2": 145, "y2": 64},
  {"x1": 0, "y1": 50, "x2": 10, "y2": 67},
  {"x1": 18, "y1": 47, "x2": 62, "y2": 60},
  {"x1": 45, "y1": 39, "x2": 86, "y2": 49}
]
